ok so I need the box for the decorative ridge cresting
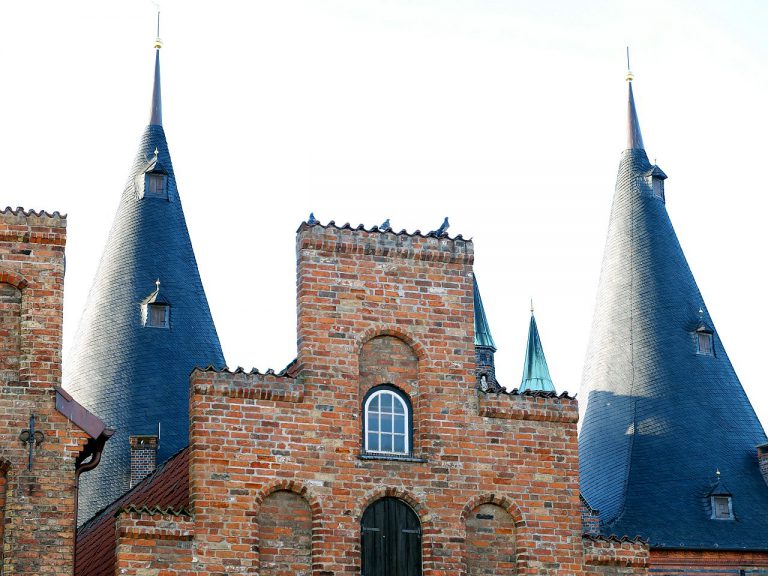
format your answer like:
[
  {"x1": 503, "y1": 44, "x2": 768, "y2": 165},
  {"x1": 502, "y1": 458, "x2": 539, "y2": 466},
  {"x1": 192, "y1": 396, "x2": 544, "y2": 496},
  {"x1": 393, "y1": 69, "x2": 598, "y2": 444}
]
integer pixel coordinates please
[
  {"x1": 479, "y1": 387, "x2": 574, "y2": 400},
  {"x1": 1, "y1": 206, "x2": 67, "y2": 219},
  {"x1": 196, "y1": 364, "x2": 296, "y2": 377},
  {"x1": 583, "y1": 534, "x2": 646, "y2": 543},
  {"x1": 298, "y1": 219, "x2": 470, "y2": 242},
  {"x1": 115, "y1": 504, "x2": 191, "y2": 518}
]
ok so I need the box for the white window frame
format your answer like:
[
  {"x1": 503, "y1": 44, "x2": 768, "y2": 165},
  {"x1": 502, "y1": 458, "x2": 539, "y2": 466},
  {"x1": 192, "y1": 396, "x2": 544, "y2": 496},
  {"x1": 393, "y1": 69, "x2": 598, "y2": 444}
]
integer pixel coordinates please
[
  {"x1": 711, "y1": 495, "x2": 733, "y2": 520},
  {"x1": 697, "y1": 331, "x2": 714, "y2": 356},
  {"x1": 364, "y1": 388, "x2": 410, "y2": 456}
]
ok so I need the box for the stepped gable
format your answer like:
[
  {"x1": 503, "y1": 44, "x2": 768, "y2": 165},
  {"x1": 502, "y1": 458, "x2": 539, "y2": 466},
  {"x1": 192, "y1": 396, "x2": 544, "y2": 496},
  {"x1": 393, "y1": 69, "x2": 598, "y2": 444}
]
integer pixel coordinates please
[
  {"x1": 579, "y1": 75, "x2": 768, "y2": 549},
  {"x1": 65, "y1": 42, "x2": 225, "y2": 523},
  {"x1": 75, "y1": 447, "x2": 190, "y2": 576}
]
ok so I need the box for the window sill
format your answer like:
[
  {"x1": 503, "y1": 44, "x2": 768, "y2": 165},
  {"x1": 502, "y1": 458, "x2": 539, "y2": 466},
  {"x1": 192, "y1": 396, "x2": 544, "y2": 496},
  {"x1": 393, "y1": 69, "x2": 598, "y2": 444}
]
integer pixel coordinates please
[{"x1": 358, "y1": 453, "x2": 426, "y2": 463}]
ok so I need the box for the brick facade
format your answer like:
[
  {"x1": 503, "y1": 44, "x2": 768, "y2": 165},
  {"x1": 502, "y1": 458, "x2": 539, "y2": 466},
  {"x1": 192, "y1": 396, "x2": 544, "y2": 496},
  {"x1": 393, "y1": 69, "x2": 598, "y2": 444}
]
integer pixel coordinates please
[
  {"x1": 87, "y1": 222, "x2": 647, "y2": 575},
  {"x1": 0, "y1": 208, "x2": 109, "y2": 576}
]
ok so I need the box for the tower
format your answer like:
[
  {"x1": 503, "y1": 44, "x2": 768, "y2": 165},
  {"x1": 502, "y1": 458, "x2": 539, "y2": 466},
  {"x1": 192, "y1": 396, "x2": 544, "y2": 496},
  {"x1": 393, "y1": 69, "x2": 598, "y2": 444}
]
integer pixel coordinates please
[
  {"x1": 579, "y1": 70, "x2": 768, "y2": 556},
  {"x1": 65, "y1": 34, "x2": 225, "y2": 522}
]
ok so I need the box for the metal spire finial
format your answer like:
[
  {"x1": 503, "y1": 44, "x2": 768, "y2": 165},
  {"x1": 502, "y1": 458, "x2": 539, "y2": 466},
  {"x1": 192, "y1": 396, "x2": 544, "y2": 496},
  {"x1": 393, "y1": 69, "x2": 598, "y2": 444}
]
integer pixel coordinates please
[
  {"x1": 153, "y1": 3, "x2": 162, "y2": 49},
  {"x1": 530, "y1": 298, "x2": 534, "y2": 315},
  {"x1": 626, "y1": 47, "x2": 633, "y2": 82},
  {"x1": 149, "y1": 5, "x2": 163, "y2": 126},
  {"x1": 156, "y1": 278, "x2": 161, "y2": 290}
]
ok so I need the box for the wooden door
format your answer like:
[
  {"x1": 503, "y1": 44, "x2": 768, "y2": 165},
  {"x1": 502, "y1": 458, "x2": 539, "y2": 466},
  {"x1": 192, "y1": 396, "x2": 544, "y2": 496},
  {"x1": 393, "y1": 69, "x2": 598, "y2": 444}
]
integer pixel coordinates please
[{"x1": 361, "y1": 497, "x2": 422, "y2": 576}]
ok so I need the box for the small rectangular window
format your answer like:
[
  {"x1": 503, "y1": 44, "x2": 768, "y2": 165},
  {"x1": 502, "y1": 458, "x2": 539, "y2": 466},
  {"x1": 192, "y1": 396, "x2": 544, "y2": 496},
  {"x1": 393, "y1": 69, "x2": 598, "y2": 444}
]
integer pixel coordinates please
[
  {"x1": 148, "y1": 304, "x2": 169, "y2": 328},
  {"x1": 697, "y1": 332, "x2": 713, "y2": 356},
  {"x1": 712, "y1": 495, "x2": 732, "y2": 520},
  {"x1": 145, "y1": 173, "x2": 167, "y2": 198}
]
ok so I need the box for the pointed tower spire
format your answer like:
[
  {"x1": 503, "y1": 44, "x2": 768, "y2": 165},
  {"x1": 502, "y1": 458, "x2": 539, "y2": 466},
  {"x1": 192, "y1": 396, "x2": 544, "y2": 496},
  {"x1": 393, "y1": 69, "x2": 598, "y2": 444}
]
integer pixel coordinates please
[
  {"x1": 626, "y1": 50, "x2": 644, "y2": 150},
  {"x1": 149, "y1": 11, "x2": 163, "y2": 126},
  {"x1": 473, "y1": 273, "x2": 496, "y2": 351},
  {"x1": 66, "y1": 14, "x2": 224, "y2": 524},
  {"x1": 579, "y1": 68, "x2": 768, "y2": 549},
  {"x1": 519, "y1": 310, "x2": 555, "y2": 393},
  {"x1": 473, "y1": 273, "x2": 499, "y2": 391}
]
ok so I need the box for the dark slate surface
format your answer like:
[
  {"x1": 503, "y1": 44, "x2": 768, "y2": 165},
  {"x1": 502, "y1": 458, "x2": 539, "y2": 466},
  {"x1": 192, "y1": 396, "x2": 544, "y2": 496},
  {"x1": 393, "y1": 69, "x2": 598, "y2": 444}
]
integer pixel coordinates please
[
  {"x1": 65, "y1": 120, "x2": 224, "y2": 523},
  {"x1": 579, "y1": 143, "x2": 768, "y2": 549}
]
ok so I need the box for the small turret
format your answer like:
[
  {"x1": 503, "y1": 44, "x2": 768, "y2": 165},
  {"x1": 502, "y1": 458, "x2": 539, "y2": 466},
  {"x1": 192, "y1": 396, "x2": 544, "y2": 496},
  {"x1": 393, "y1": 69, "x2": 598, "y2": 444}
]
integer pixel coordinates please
[
  {"x1": 472, "y1": 273, "x2": 498, "y2": 391},
  {"x1": 519, "y1": 305, "x2": 555, "y2": 393}
]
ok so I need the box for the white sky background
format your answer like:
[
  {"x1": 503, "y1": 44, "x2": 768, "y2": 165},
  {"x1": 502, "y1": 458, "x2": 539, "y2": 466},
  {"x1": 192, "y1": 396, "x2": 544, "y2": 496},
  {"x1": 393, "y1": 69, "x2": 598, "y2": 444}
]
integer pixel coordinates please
[{"x1": 1, "y1": 1, "x2": 767, "y2": 429}]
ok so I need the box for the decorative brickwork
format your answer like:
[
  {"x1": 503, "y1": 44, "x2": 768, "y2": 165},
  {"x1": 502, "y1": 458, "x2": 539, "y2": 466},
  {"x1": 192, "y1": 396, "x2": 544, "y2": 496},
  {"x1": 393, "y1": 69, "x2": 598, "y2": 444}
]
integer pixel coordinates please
[
  {"x1": 181, "y1": 223, "x2": 587, "y2": 575},
  {"x1": 257, "y1": 490, "x2": 312, "y2": 576},
  {"x1": 583, "y1": 536, "x2": 648, "y2": 575}
]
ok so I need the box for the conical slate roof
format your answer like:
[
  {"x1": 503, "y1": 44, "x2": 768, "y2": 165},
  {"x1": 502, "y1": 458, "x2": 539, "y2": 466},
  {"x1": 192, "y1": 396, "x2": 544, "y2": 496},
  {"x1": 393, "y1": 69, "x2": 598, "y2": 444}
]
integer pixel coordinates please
[
  {"x1": 579, "y1": 78, "x2": 768, "y2": 549},
  {"x1": 519, "y1": 313, "x2": 555, "y2": 393},
  {"x1": 65, "y1": 46, "x2": 225, "y2": 523},
  {"x1": 473, "y1": 273, "x2": 496, "y2": 350}
]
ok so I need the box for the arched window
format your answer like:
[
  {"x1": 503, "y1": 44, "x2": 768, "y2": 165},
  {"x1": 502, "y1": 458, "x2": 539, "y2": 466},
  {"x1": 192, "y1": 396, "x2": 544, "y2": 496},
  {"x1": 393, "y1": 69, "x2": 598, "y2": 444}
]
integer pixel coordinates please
[{"x1": 363, "y1": 386, "x2": 411, "y2": 456}]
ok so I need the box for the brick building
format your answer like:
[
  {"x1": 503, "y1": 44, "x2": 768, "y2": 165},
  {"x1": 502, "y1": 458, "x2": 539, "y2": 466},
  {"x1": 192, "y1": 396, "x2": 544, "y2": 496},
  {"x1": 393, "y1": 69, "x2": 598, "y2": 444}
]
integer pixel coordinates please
[
  {"x1": 0, "y1": 208, "x2": 112, "y2": 575},
  {"x1": 2, "y1": 35, "x2": 765, "y2": 576}
]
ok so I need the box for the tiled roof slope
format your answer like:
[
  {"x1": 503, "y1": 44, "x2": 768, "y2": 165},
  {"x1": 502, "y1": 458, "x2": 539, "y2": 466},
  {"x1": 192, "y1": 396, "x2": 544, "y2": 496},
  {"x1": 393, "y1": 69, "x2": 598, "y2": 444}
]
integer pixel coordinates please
[
  {"x1": 65, "y1": 48, "x2": 225, "y2": 523},
  {"x1": 76, "y1": 446, "x2": 189, "y2": 576},
  {"x1": 579, "y1": 81, "x2": 768, "y2": 550}
]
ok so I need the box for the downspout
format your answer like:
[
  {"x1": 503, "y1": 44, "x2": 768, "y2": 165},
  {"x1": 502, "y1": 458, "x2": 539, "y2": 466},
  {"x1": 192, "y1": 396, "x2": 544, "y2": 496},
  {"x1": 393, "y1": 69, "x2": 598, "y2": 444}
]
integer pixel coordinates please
[{"x1": 73, "y1": 429, "x2": 113, "y2": 574}]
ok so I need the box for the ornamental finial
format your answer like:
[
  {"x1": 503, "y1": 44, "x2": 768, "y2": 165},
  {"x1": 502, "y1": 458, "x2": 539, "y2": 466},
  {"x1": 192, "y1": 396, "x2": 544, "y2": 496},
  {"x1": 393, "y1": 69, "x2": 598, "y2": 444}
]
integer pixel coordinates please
[{"x1": 153, "y1": 3, "x2": 162, "y2": 49}]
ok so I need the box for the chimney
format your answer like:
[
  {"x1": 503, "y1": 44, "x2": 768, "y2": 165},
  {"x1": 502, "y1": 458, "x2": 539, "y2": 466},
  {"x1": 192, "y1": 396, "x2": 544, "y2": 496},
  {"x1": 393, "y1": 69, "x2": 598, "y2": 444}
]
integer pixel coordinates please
[
  {"x1": 129, "y1": 435, "x2": 158, "y2": 487},
  {"x1": 758, "y1": 443, "x2": 768, "y2": 486}
]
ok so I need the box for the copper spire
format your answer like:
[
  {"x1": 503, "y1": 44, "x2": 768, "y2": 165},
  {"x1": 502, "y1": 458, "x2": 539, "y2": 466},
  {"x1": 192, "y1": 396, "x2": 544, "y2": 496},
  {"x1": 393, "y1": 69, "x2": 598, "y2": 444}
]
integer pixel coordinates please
[
  {"x1": 149, "y1": 11, "x2": 163, "y2": 126},
  {"x1": 626, "y1": 52, "x2": 644, "y2": 150}
]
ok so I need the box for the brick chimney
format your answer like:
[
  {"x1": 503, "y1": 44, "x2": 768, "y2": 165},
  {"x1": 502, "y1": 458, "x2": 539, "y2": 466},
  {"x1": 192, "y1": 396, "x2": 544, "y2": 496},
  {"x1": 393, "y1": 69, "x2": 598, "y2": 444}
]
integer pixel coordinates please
[
  {"x1": 758, "y1": 443, "x2": 768, "y2": 486},
  {"x1": 129, "y1": 435, "x2": 158, "y2": 487}
]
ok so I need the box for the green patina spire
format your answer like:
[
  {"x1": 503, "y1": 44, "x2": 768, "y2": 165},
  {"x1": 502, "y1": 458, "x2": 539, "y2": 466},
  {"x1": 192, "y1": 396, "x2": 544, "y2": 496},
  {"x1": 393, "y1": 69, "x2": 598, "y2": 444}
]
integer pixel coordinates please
[
  {"x1": 519, "y1": 309, "x2": 555, "y2": 392},
  {"x1": 473, "y1": 273, "x2": 496, "y2": 351}
]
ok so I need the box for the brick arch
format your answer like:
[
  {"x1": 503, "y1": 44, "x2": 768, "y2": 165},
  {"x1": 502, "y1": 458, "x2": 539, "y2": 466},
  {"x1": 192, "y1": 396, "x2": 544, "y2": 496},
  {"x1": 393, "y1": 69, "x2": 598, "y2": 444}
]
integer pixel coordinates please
[
  {"x1": 254, "y1": 479, "x2": 322, "y2": 518},
  {"x1": 356, "y1": 325, "x2": 427, "y2": 362},
  {"x1": 0, "y1": 269, "x2": 28, "y2": 290},
  {"x1": 460, "y1": 494, "x2": 524, "y2": 527},
  {"x1": 461, "y1": 494, "x2": 526, "y2": 575},
  {"x1": 355, "y1": 486, "x2": 436, "y2": 571},
  {"x1": 254, "y1": 480, "x2": 321, "y2": 576}
]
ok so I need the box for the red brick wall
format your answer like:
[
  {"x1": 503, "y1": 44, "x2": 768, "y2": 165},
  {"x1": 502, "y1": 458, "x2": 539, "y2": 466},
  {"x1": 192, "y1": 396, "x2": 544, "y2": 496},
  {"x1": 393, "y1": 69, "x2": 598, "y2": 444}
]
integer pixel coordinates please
[
  {"x1": 0, "y1": 208, "x2": 92, "y2": 576},
  {"x1": 583, "y1": 537, "x2": 648, "y2": 576},
  {"x1": 257, "y1": 490, "x2": 312, "y2": 576},
  {"x1": 187, "y1": 224, "x2": 585, "y2": 575},
  {"x1": 114, "y1": 511, "x2": 193, "y2": 575},
  {"x1": 650, "y1": 548, "x2": 768, "y2": 574},
  {"x1": 465, "y1": 503, "x2": 517, "y2": 575}
]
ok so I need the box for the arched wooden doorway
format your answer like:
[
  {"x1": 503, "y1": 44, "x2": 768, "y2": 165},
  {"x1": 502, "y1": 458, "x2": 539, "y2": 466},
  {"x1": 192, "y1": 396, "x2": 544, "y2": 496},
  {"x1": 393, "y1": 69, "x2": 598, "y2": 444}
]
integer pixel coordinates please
[{"x1": 361, "y1": 497, "x2": 422, "y2": 576}]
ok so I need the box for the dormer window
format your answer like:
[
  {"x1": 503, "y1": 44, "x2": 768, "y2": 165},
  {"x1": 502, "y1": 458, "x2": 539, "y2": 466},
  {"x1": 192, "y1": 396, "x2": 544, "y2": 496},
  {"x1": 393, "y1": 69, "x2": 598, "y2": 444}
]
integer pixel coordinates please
[
  {"x1": 645, "y1": 165, "x2": 667, "y2": 203},
  {"x1": 697, "y1": 330, "x2": 714, "y2": 356},
  {"x1": 711, "y1": 495, "x2": 733, "y2": 520},
  {"x1": 141, "y1": 279, "x2": 170, "y2": 328},
  {"x1": 135, "y1": 148, "x2": 170, "y2": 200}
]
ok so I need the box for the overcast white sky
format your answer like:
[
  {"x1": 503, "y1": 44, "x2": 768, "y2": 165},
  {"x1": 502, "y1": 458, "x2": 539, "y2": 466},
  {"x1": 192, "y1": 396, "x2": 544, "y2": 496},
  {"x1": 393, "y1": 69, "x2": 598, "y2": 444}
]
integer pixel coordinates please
[{"x1": 2, "y1": 1, "x2": 767, "y2": 429}]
